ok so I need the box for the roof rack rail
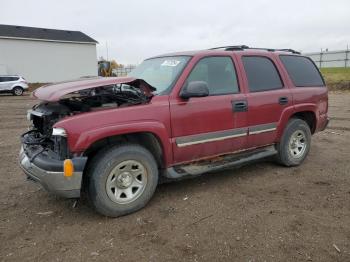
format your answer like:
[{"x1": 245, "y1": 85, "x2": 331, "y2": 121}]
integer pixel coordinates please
[
  {"x1": 274, "y1": 48, "x2": 301, "y2": 54},
  {"x1": 246, "y1": 47, "x2": 301, "y2": 54},
  {"x1": 208, "y1": 45, "x2": 300, "y2": 54},
  {"x1": 209, "y1": 45, "x2": 249, "y2": 51}
]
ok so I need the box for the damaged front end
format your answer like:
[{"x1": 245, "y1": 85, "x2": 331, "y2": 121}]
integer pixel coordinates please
[
  {"x1": 22, "y1": 103, "x2": 70, "y2": 161},
  {"x1": 19, "y1": 77, "x2": 154, "y2": 198}
]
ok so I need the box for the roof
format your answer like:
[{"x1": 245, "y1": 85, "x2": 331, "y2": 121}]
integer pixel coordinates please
[
  {"x1": 150, "y1": 46, "x2": 301, "y2": 59},
  {"x1": 0, "y1": 75, "x2": 21, "y2": 77},
  {"x1": 0, "y1": 24, "x2": 98, "y2": 44}
]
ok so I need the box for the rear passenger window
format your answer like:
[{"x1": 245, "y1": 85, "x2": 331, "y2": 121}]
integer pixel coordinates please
[
  {"x1": 243, "y1": 56, "x2": 283, "y2": 92},
  {"x1": 0, "y1": 77, "x2": 17, "y2": 82},
  {"x1": 280, "y1": 55, "x2": 325, "y2": 87},
  {"x1": 6, "y1": 77, "x2": 18, "y2": 81},
  {"x1": 186, "y1": 56, "x2": 239, "y2": 95}
]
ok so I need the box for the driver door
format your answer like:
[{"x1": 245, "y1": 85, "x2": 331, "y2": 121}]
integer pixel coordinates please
[{"x1": 170, "y1": 56, "x2": 248, "y2": 164}]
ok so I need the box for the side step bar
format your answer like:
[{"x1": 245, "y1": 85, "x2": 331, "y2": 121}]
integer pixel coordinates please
[{"x1": 164, "y1": 145, "x2": 277, "y2": 179}]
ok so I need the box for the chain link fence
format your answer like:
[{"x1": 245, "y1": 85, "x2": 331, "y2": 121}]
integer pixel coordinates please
[
  {"x1": 112, "y1": 65, "x2": 136, "y2": 77},
  {"x1": 304, "y1": 49, "x2": 350, "y2": 68}
]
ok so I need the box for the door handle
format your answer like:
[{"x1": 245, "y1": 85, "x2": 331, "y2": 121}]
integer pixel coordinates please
[
  {"x1": 232, "y1": 100, "x2": 248, "y2": 112},
  {"x1": 279, "y1": 97, "x2": 288, "y2": 105}
]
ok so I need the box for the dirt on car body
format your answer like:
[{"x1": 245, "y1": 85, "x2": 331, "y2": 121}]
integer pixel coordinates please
[{"x1": 0, "y1": 93, "x2": 350, "y2": 261}]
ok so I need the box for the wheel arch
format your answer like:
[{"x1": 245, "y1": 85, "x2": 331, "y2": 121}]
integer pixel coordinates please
[
  {"x1": 290, "y1": 111, "x2": 317, "y2": 133},
  {"x1": 277, "y1": 106, "x2": 318, "y2": 140},
  {"x1": 83, "y1": 131, "x2": 166, "y2": 169},
  {"x1": 12, "y1": 85, "x2": 24, "y2": 91}
]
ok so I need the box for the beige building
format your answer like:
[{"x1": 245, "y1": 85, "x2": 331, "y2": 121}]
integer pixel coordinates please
[{"x1": 0, "y1": 24, "x2": 98, "y2": 82}]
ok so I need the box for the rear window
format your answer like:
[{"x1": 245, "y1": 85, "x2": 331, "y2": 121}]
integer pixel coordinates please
[
  {"x1": 242, "y1": 56, "x2": 283, "y2": 92},
  {"x1": 279, "y1": 55, "x2": 325, "y2": 87}
]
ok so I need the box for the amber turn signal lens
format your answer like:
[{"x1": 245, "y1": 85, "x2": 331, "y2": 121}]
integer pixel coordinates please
[{"x1": 64, "y1": 159, "x2": 74, "y2": 177}]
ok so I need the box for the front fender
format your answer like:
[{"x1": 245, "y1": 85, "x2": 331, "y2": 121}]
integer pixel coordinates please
[{"x1": 70, "y1": 121, "x2": 172, "y2": 165}]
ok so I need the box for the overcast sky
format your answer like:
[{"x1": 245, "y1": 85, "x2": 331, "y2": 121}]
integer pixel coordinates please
[{"x1": 1, "y1": 0, "x2": 349, "y2": 64}]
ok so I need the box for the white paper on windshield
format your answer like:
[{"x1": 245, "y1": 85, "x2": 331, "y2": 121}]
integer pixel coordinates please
[{"x1": 161, "y1": 60, "x2": 181, "y2": 67}]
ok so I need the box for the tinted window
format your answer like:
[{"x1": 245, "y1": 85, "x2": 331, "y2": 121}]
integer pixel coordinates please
[
  {"x1": 0, "y1": 77, "x2": 18, "y2": 82},
  {"x1": 243, "y1": 56, "x2": 283, "y2": 92},
  {"x1": 186, "y1": 56, "x2": 239, "y2": 95},
  {"x1": 1, "y1": 77, "x2": 11, "y2": 82},
  {"x1": 0, "y1": 77, "x2": 10, "y2": 82},
  {"x1": 280, "y1": 55, "x2": 325, "y2": 87}
]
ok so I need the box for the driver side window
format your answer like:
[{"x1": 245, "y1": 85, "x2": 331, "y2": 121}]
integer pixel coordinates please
[{"x1": 186, "y1": 56, "x2": 239, "y2": 95}]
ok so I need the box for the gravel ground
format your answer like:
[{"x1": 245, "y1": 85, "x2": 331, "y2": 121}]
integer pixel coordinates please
[{"x1": 0, "y1": 93, "x2": 349, "y2": 262}]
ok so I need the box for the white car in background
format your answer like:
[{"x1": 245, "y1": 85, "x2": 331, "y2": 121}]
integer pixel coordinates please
[{"x1": 0, "y1": 76, "x2": 29, "y2": 96}]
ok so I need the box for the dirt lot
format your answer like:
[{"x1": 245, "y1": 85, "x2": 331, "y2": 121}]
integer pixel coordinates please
[{"x1": 0, "y1": 93, "x2": 349, "y2": 262}]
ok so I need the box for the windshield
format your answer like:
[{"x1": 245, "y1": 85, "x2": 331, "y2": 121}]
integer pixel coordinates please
[{"x1": 129, "y1": 56, "x2": 191, "y2": 94}]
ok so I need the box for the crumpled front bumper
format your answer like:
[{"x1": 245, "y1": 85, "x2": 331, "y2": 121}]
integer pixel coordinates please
[{"x1": 19, "y1": 147, "x2": 87, "y2": 198}]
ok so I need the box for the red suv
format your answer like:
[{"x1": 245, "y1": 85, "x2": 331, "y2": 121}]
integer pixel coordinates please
[{"x1": 20, "y1": 45, "x2": 329, "y2": 217}]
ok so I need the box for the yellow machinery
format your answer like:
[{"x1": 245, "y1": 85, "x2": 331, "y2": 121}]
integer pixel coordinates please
[{"x1": 98, "y1": 61, "x2": 113, "y2": 77}]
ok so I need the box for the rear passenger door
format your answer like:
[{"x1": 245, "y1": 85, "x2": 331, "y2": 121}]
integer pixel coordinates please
[
  {"x1": 1, "y1": 77, "x2": 16, "y2": 90},
  {"x1": 0, "y1": 77, "x2": 7, "y2": 91},
  {"x1": 240, "y1": 55, "x2": 292, "y2": 148}
]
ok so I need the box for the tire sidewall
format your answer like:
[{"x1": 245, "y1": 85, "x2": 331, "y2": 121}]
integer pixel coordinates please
[
  {"x1": 278, "y1": 119, "x2": 311, "y2": 166},
  {"x1": 88, "y1": 145, "x2": 158, "y2": 217},
  {"x1": 13, "y1": 87, "x2": 23, "y2": 96}
]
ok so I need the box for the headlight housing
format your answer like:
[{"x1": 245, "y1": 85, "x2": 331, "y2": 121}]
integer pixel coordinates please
[
  {"x1": 52, "y1": 127, "x2": 67, "y2": 137},
  {"x1": 52, "y1": 128, "x2": 69, "y2": 159}
]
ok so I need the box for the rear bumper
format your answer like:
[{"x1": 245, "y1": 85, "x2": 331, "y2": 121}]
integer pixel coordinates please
[{"x1": 19, "y1": 147, "x2": 87, "y2": 198}]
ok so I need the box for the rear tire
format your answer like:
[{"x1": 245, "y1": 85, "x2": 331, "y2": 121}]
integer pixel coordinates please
[
  {"x1": 87, "y1": 144, "x2": 158, "y2": 217},
  {"x1": 12, "y1": 86, "x2": 24, "y2": 96},
  {"x1": 276, "y1": 118, "x2": 311, "y2": 166}
]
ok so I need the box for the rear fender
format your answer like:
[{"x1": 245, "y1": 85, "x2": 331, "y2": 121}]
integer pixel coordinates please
[
  {"x1": 11, "y1": 83, "x2": 27, "y2": 90},
  {"x1": 276, "y1": 103, "x2": 317, "y2": 140}
]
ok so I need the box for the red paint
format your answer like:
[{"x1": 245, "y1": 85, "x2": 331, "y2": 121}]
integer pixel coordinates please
[
  {"x1": 33, "y1": 77, "x2": 154, "y2": 101},
  {"x1": 51, "y1": 49, "x2": 328, "y2": 167}
]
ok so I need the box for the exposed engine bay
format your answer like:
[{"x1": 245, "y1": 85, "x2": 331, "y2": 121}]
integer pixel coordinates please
[{"x1": 21, "y1": 83, "x2": 153, "y2": 160}]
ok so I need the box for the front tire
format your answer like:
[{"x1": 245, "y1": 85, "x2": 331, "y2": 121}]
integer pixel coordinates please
[
  {"x1": 12, "y1": 86, "x2": 24, "y2": 96},
  {"x1": 87, "y1": 144, "x2": 158, "y2": 217},
  {"x1": 276, "y1": 118, "x2": 311, "y2": 166}
]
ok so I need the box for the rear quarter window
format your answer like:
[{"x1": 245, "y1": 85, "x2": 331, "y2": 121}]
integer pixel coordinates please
[{"x1": 279, "y1": 55, "x2": 325, "y2": 87}]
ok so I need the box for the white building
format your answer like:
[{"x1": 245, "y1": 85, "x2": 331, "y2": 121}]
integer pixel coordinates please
[{"x1": 0, "y1": 24, "x2": 98, "y2": 82}]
